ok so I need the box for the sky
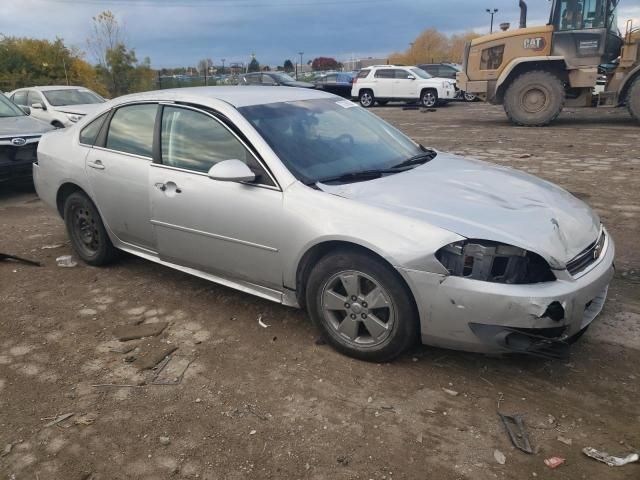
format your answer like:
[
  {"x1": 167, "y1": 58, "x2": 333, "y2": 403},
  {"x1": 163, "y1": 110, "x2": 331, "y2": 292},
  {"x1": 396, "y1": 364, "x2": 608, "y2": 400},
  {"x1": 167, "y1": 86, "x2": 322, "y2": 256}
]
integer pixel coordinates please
[{"x1": 1, "y1": 0, "x2": 639, "y2": 68}]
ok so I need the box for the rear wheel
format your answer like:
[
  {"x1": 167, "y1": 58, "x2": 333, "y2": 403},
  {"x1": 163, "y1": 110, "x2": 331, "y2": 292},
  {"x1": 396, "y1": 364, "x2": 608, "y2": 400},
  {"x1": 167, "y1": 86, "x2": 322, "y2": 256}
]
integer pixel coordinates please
[
  {"x1": 421, "y1": 89, "x2": 438, "y2": 108},
  {"x1": 358, "y1": 90, "x2": 374, "y2": 108},
  {"x1": 463, "y1": 91, "x2": 477, "y2": 102},
  {"x1": 504, "y1": 70, "x2": 565, "y2": 126},
  {"x1": 628, "y1": 78, "x2": 640, "y2": 123},
  {"x1": 63, "y1": 191, "x2": 118, "y2": 266},
  {"x1": 306, "y1": 249, "x2": 418, "y2": 362}
]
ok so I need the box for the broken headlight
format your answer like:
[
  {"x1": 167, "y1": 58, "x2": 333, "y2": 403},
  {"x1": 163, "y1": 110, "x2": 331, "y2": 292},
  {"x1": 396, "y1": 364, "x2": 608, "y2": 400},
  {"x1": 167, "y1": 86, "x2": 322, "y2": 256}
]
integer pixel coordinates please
[{"x1": 436, "y1": 240, "x2": 556, "y2": 284}]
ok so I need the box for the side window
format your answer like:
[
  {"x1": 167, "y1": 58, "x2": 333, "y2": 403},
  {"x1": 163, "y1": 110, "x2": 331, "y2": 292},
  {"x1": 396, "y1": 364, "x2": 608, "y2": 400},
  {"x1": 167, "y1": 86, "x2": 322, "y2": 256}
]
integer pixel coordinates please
[
  {"x1": 244, "y1": 74, "x2": 260, "y2": 85},
  {"x1": 394, "y1": 69, "x2": 411, "y2": 79},
  {"x1": 374, "y1": 69, "x2": 394, "y2": 79},
  {"x1": 12, "y1": 91, "x2": 28, "y2": 105},
  {"x1": 324, "y1": 74, "x2": 337, "y2": 84},
  {"x1": 27, "y1": 91, "x2": 44, "y2": 106},
  {"x1": 79, "y1": 112, "x2": 108, "y2": 146},
  {"x1": 261, "y1": 74, "x2": 277, "y2": 85},
  {"x1": 161, "y1": 106, "x2": 252, "y2": 173},
  {"x1": 356, "y1": 70, "x2": 370, "y2": 79},
  {"x1": 106, "y1": 104, "x2": 157, "y2": 157}
]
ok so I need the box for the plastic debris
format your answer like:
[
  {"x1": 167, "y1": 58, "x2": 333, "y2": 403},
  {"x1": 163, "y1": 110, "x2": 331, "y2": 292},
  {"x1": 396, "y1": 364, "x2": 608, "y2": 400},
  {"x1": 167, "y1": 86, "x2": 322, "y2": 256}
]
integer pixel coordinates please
[
  {"x1": 582, "y1": 447, "x2": 640, "y2": 467},
  {"x1": 43, "y1": 412, "x2": 74, "y2": 427},
  {"x1": 0, "y1": 253, "x2": 41, "y2": 266},
  {"x1": 442, "y1": 387, "x2": 459, "y2": 396},
  {"x1": 56, "y1": 255, "x2": 77, "y2": 267},
  {"x1": 257, "y1": 315, "x2": 270, "y2": 328},
  {"x1": 544, "y1": 457, "x2": 565, "y2": 469},
  {"x1": 557, "y1": 435, "x2": 573, "y2": 446},
  {"x1": 494, "y1": 449, "x2": 506, "y2": 465},
  {"x1": 41, "y1": 243, "x2": 64, "y2": 249},
  {"x1": 499, "y1": 413, "x2": 534, "y2": 454}
]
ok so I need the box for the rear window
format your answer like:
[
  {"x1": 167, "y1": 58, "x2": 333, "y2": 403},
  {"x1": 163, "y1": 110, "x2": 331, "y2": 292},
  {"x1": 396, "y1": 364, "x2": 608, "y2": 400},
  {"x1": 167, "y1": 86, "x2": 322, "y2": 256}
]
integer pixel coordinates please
[
  {"x1": 357, "y1": 70, "x2": 370, "y2": 79},
  {"x1": 374, "y1": 69, "x2": 394, "y2": 79},
  {"x1": 79, "y1": 112, "x2": 108, "y2": 146}
]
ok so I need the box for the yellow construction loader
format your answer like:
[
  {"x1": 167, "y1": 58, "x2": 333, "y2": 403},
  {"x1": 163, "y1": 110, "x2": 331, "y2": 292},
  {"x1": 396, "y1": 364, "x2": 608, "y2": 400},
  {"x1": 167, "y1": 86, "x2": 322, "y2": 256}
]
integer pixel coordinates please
[{"x1": 457, "y1": 0, "x2": 640, "y2": 126}]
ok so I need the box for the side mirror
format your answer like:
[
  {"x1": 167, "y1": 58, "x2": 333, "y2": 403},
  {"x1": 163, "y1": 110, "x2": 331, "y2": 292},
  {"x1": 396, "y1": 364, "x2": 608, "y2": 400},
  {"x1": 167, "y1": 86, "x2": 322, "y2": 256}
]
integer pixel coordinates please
[
  {"x1": 31, "y1": 102, "x2": 45, "y2": 110},
  {"x1": 19, "y1": 105, "x2": 31, "y2": 115},
  {"x1": 407, "y1": 75, "x2": 416, "y2": 80},
  {"x1": 207, "y1": 159, "x2": 256, "y2": 183}
]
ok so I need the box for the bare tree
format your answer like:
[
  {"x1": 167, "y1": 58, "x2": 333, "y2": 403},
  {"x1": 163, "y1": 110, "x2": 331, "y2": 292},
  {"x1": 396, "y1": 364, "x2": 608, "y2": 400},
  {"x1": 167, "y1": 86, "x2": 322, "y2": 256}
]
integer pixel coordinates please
[{"x1": 87, "y1": 11, "x2": 123, "y2": 67}]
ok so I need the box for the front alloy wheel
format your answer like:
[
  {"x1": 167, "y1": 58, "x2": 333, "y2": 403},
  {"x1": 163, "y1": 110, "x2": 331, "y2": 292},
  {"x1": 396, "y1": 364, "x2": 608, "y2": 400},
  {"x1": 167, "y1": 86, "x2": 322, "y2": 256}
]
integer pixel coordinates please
[
  {"x1": 306, "y1": 249, "x2": 418, "y2": 362},
  {"x1": 421, "y1": 90, "x2": 437, "y2": 108}
]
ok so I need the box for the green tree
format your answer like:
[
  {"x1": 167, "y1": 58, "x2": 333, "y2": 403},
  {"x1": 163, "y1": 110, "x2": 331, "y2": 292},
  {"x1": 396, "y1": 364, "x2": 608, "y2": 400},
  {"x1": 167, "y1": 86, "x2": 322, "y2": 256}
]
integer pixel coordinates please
[
  {"x1": 248, "y1": 57, "x2": 260, "y2": 73},
  {"x1": 283, "y1": 59, "x2": 294, "y2": 72}
]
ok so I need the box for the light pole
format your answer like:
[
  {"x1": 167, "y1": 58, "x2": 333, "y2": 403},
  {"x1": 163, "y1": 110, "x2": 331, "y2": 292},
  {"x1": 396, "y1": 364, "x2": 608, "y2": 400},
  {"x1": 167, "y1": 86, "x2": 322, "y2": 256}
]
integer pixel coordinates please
[
  {"x1": 221, "y1": 58, "x2": 225, "y2": 75},
  {"x1": 486, "y1": 8, "x2": 498, "y2": 33},
  {"x1": 297, "y1": 51, "x2": 304, "y2": 79},
  {"x1": 409, "y1": 42, "x2": 415, "y2": 64}
]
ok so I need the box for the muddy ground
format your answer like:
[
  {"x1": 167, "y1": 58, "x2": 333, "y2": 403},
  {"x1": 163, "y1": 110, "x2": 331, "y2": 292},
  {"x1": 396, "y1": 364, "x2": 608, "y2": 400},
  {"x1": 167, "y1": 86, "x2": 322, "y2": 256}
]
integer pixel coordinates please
[{"x1": 1, "y1": 102, "x2": 639, "y2": 480}]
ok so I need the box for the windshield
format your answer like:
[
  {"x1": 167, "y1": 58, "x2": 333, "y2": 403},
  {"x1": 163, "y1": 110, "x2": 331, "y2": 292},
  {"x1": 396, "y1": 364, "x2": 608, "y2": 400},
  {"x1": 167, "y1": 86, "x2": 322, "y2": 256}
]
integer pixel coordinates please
[
  {"x1": 239, "y1": 98, "x2": 426, "y2": 184},
  {"x1": 410, "y1": 68, "x2": 432, "y2": 79},
  {"x1": 0, "y1": 93, "x2": 25, "y2": 118},
  {"x1": 272, "y1": 73, "x2": 296, "y2": 83},
  {"x1": 42, "y1": 89, "x2": 105, "y2": 107}
]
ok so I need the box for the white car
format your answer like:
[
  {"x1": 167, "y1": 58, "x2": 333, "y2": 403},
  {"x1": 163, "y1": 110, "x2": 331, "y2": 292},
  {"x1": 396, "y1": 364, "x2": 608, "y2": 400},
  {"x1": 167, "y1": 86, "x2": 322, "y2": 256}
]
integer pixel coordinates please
[
  {"x1": 9, "y1": 86, "x2": 106, "y2": 128},
  {"x1": 351, "y1": 65, "x2": 457, "y2": 108}
]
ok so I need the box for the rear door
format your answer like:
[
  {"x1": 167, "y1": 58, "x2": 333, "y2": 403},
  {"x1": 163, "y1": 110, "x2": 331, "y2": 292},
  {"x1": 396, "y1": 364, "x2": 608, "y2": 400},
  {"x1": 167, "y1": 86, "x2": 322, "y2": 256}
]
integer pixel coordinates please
[
  {"x1": 149, "y1": 104, "x2": 284, "y2": 289},
  {"x1": 85, "y1": 103, "x2": 158, "y2": 251},
  {"x1": 373, "y1": 69, "x2": 395, "y2": 98}
]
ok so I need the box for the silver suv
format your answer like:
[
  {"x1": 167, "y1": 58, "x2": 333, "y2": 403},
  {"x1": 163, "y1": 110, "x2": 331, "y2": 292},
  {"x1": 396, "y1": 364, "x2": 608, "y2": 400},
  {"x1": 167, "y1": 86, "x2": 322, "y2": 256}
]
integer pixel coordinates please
[{"x1": 351, "y1": 65, "x2": 456, "y2": 108}]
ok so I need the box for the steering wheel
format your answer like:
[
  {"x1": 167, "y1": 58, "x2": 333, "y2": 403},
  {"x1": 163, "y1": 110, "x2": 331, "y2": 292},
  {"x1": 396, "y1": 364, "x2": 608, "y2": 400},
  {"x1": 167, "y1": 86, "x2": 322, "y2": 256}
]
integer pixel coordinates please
[{"x1": 336, "y1": 133, "x2": 355, "y2": 147}]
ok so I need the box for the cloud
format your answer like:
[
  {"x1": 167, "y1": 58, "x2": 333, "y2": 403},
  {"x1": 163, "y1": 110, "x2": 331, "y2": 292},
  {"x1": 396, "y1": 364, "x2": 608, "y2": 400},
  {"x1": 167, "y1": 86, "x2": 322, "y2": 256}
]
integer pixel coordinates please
[{"x1": 0, "y1": 0, "x2": 633, "y2": 67}]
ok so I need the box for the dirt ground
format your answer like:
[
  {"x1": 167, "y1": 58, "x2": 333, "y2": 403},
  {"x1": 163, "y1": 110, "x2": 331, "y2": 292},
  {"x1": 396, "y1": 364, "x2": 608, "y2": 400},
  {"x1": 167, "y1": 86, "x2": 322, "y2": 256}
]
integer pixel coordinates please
[{"x1": 1, "y1": 102, "x2": 639, "y2": 480}]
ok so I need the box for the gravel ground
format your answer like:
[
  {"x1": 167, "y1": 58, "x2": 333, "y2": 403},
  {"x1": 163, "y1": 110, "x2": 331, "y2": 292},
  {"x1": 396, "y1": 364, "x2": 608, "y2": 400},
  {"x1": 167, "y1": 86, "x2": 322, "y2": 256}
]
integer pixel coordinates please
[{"x1": 1, "y1": 102, "x2": 639, "y2": 480}]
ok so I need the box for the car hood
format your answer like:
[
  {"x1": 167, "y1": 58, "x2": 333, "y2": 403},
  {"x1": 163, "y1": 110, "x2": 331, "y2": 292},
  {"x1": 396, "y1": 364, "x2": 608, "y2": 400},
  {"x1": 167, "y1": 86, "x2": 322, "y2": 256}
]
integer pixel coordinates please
[
  {"x1": 0, "y1": 115, "x2": 54, "y2": 137},
  {"x1": 55, "y1": 104, "x2": 104, "y2": 115},
  {"x1": 283, "y1": 81, "x2": 315, "y2": 88},
  {"x1": 317, "y1": 154, "x2": 600, "y2": 268}
]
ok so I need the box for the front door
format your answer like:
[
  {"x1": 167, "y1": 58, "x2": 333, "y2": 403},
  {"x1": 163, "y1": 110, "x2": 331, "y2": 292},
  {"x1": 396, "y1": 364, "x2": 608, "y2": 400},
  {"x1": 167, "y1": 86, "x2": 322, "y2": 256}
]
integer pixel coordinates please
[
  {"x1": 393, "y1": 69, "x2": 418, "y2": 98},
  {"x1": 85, "y1": 103, "x2": 157, "y2": 251},
  {"x1": 149, "y1": 105, "x2": 284, "y2": 289}
]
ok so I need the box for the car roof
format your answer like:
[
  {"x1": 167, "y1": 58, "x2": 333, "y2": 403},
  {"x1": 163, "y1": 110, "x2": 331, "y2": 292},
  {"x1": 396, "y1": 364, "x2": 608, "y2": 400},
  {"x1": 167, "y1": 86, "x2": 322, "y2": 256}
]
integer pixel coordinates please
[
  {"x1": 13, "y1": 85, "x2": 92, "y2": 92},
  {"x1": 111, "y1": 86, "x2": 334, "y2": 108}
]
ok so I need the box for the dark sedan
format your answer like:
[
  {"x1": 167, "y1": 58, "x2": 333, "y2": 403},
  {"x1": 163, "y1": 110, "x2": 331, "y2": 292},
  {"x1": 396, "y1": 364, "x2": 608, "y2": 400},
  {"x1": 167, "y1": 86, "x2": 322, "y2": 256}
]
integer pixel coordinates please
[
  {"x1": 313, "y1": 72, "x2": 355, "y2": 98},
  {"x1": 0, "y1": 93, "x2": 54, "y2": 183},
  {"x1": 238, "y1": 72, "x2": 314, "y2": 88}
]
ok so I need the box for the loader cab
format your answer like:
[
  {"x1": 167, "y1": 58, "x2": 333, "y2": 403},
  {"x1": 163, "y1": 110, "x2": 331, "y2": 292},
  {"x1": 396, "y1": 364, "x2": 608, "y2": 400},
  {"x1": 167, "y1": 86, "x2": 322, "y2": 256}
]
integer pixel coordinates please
[{"x1": 550, "y1": 0, "x2": 623, "y2": 67}]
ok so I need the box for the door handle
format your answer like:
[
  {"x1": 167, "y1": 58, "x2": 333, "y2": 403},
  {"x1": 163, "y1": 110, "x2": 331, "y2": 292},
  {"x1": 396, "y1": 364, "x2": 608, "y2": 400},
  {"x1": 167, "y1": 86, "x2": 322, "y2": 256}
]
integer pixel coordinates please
[
  {"x1": 155, "y1": 182, "x2": 182, "y2": 194},
  {"x1": 88, "y1": 159, "x2": 105, "y2": 170}
]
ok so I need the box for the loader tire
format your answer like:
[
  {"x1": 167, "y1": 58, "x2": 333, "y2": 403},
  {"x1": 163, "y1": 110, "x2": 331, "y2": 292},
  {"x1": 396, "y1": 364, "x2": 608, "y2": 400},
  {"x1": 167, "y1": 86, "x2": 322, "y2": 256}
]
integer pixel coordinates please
[
  {"x1": 628, "y1": 78, "x2": 640, "y2": 123},
  {"x1": 504, "y1": 70, "x2": 565, "y2": 127}
]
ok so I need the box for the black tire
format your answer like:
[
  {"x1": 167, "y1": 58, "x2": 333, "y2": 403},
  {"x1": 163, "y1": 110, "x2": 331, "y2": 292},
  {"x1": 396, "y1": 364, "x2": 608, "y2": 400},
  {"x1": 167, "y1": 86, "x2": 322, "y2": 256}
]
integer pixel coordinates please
[
  {"x1": 63, "y1": 191, "x2": 118, "y2": 266},
  {"x1": 358, "y1": 90, "x2": 374, "y2": 108},
  {"x1": 306, "y1": 249, "x2": 418, "y2": 362},
  {"x1": 420, "y1": 89, "x2": 438, "y2": 108},
  {"x1": 376, "y1": 100, "x2": 389, "y2": 106},
  {"x1": 463, "y1": 91, "x2": 477, "y2": 102},
  {"x1": 503, "y1": 70, "x2": 565, "y2": 126},
  {"x1": 628, "y1": 78, "x2": 640, "y2": 123}
]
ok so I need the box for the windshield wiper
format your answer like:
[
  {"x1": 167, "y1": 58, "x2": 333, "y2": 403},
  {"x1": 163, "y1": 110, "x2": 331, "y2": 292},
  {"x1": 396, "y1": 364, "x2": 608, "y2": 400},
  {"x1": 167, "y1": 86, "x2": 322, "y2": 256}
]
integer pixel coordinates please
[
  {"x1": 315, "y1": 169, "x2": 392, "y2": 185},
  {"x1": 389, "y1": 149, "x2": 437, "y2": 170}
]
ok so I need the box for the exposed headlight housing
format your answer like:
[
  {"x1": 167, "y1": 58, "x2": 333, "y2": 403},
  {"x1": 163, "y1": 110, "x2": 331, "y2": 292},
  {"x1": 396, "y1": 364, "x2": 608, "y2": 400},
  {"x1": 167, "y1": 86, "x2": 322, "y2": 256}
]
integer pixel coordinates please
[
  {"x1": 436, "y1": 240, "x2": 555, "y2": 284},
  {"x1": 66, "y1": 113, "x2": 84, "y2": 123}
]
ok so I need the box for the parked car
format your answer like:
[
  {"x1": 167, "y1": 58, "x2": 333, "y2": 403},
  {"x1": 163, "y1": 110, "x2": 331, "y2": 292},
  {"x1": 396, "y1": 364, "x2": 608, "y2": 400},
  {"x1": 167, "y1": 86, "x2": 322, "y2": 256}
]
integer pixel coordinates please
[
  {"x1": 351, "y1": 65, "x2": 456, "y2": 108},
  {"x1": 238, "y1": 72, "x2": 314, "y2": 88},
  {"x1": 8, "y1": 86, "x2": 106, "y2": 128},
  {"x1": 313, "y1": 72, "x2": 355, "y2": 98},
  {"x1": 418, "y1": 63, "x2": 477, "y2": 102},
  {"x1": 34, "y1": 86, "x2": 614, "y2": 361},
  {"x1": 0, "y1": 92, "x2": 53, "y2": 183}
]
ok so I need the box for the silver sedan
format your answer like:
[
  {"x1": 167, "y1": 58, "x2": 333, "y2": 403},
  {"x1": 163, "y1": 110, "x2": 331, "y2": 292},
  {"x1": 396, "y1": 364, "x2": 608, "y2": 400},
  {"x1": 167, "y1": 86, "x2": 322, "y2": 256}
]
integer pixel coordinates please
[{"x1": 34, "y1": 87, "x2": 614, "y2": 361}]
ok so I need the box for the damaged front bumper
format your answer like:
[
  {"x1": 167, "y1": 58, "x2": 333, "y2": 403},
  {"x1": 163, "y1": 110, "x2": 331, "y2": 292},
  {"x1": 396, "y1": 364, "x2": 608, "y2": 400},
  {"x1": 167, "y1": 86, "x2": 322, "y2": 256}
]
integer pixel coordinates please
[{"x1": 400, "y1": 234, "x2": 615, "y2": 355}]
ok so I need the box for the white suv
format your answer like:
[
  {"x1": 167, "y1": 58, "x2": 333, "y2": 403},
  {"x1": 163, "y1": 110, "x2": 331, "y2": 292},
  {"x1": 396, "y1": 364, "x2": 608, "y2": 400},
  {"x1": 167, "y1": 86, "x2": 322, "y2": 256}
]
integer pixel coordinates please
[
  {"x1": 351, "y1": 65, "x2": 456, "y2": 108},
  {"x1": 9, "y1": 86, "x2": 106, "y2": 128}
]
